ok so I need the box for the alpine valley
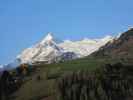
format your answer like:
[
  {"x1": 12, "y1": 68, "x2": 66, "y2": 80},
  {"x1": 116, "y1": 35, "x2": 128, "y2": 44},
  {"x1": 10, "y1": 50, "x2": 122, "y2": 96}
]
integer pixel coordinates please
[{"x1": 1, "y1": 28, "x2": 133, "y2": 100}]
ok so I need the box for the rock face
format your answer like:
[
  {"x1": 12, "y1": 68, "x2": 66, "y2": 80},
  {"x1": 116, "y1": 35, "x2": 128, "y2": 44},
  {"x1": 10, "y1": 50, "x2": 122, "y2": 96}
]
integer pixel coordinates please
[
  {"x1": 93, "y1": 28, "x2": 133, "y2": 63},
  {"x1": 17, "y1": 33, "x2": 113, "y2": 64}
]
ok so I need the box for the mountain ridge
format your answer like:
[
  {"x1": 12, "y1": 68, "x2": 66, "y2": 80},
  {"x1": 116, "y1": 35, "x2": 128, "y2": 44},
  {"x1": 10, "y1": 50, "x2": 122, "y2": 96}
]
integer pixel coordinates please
[{"x1": 18, "y1": 33, "x2": 113, "y2": 64}]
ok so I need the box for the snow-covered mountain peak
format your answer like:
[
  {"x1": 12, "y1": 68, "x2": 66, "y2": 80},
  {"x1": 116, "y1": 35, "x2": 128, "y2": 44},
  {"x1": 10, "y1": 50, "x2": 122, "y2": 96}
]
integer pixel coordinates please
[
  {"x1": 40, "y1": 32, "x2": 54, "y2": 45},
  {"x1": 17, "y1": 32, "x2": 78, "y2": 64},
  {"x1": 44, "y1": 32, "x2": 53, "y2": 41}
]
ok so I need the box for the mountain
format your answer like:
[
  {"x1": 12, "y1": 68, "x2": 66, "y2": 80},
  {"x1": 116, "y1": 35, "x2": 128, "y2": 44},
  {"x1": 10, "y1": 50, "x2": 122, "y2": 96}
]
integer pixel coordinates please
[
  {"x1": 93, "y1": 28, "x2": 133, "y2": 63},
  {"x1": 17, "y1": 33, "x2": 77, "y2": 64},
  {"x1": 17, "y1": 33, "x2": 113, "y2": 64}
]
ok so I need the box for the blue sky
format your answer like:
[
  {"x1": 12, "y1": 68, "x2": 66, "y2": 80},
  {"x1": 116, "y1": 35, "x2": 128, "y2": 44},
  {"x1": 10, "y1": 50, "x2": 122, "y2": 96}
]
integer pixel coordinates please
[{"x1": 0, "y1": 0, "x2": 133, "y2": 64}]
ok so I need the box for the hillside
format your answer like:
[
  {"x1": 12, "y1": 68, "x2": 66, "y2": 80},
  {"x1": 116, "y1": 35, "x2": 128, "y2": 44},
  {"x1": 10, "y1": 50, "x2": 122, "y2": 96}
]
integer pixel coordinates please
[
  {"x1": 10, "y1": 56, "x2": 117, "y2": 100},
  {"x1": 93, "y1": 28, "x2": 133, "y2": 64},
  {"x1": 10, "y1": 56, "x2": 133, "y2": 100}
]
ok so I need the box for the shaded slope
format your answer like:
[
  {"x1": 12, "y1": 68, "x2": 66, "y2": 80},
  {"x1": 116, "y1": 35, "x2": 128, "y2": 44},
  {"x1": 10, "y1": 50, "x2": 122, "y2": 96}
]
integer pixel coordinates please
[{"x1": 93, "y1": 28, "x2": 133, "y2": 64}]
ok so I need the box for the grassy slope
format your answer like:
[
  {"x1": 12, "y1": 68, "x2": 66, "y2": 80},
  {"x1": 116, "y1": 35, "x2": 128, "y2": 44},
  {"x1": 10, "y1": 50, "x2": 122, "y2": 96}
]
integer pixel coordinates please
[{"x1": 11, "y1": 56, "x2": 118, "y2": 100}]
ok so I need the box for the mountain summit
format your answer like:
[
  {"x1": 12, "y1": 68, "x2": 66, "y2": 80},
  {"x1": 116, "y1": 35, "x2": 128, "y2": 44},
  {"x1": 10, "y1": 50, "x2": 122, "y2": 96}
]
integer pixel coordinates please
[
  {"x1": 40, "y1": 33, "x2": 54, "y2": 45},
  {"x1": 18, "y1": 33, "x2": 63, "y2": 63}
]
